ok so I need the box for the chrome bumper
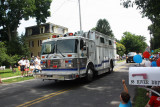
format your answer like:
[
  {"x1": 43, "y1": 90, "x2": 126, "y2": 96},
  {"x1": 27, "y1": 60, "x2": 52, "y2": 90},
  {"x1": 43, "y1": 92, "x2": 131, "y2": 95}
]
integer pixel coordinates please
[{"x1": 33, "y1": 73, "x2": 78, "y2": 80}]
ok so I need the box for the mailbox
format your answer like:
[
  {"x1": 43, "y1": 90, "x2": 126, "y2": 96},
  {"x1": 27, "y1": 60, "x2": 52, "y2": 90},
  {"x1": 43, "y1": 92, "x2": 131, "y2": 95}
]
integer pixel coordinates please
[{"x1": 129, "y1": 67, "x2": 160, "y2": 86}]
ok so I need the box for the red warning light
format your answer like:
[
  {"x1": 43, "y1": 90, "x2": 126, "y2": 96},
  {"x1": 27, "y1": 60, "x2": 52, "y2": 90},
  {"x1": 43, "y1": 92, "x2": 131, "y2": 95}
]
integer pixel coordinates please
[
  {"x1": 52, "y1": 35, "x2": 57, "y2": 38},
  {"x1": 69, "y1": 33, "x2": 73, "y2": 36}
]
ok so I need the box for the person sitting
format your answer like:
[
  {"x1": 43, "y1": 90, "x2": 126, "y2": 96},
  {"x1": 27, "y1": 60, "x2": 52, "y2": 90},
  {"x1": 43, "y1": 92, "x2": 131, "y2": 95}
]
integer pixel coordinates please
[
  {"x1": 119, "y1": 79, "x2": 132, "y2": 107},
  {"x1": 29, "y1": 63, "x2": 35, "y2": 76}
]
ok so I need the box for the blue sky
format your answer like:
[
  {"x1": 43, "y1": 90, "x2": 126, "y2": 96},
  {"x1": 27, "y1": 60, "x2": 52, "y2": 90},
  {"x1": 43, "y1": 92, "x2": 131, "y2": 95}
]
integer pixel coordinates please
[{"x1": 18, "y1": 0, "x2": 151, "y2": 45}]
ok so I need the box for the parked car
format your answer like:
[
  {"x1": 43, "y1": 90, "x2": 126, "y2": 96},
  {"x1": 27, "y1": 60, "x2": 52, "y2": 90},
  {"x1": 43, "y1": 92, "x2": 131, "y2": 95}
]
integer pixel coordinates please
[{"x1": 126, "y1": 52, "x2": 137, "y2": 63}]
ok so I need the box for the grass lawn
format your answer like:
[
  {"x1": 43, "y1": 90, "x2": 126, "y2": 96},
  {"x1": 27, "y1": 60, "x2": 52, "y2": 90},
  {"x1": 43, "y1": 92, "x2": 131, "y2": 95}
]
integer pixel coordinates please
[
  {"x1": 0, "y1": 68, "x2": 21, "y2": 78},
  {"x1": 2, "y1": 76, "x2": 34, "y2": 84},
  {"x1": 133, "y1": 87, "x2": 149, "y2": 107},
  {"x1": 117, "y1": 60, "x2": 125, "y2": 63}
]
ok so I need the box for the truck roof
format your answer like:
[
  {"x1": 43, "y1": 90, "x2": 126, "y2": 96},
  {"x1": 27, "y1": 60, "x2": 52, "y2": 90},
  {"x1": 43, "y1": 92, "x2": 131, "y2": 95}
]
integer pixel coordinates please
[{"x1": 42, "y1": 36, "x2": 88, "y2": 43}]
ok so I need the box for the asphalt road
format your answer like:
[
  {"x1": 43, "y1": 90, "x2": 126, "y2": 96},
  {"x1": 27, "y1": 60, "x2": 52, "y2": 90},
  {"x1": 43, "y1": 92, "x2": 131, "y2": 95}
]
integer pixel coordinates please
[{"x1": 0, "y1": 62, "x2": 139, "y2": 107}]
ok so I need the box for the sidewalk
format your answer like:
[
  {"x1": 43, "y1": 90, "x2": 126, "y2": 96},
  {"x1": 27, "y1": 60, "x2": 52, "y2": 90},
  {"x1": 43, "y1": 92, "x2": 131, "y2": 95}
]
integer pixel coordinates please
[{"x1": 1, "y1": 76, "x2": 21, "y2": 81}]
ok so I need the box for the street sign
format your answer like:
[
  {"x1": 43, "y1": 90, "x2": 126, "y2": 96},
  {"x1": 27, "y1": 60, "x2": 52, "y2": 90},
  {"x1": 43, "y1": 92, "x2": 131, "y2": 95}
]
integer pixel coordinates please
[{"x1": 129, "y1": 67, "x2": 160, "y2": 86}]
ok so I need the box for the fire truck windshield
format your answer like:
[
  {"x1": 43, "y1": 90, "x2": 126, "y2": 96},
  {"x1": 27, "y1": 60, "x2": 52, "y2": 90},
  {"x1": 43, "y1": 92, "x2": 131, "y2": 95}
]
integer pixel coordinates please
[{"x1": 41, "y1": 39, "x2": 78, "y2": 55}]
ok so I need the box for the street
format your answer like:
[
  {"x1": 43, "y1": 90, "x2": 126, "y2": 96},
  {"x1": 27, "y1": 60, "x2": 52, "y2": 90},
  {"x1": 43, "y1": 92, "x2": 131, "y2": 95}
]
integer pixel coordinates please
[{"x1": 0, "y1": 62, "x2": 138, "y2": 107}]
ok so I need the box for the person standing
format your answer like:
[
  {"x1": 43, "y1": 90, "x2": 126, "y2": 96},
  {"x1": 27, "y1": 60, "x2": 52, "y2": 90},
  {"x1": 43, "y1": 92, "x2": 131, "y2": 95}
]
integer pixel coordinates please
[
  {"x1": 35, "y1": 56, "x2": 41, "y2": 70},
  {"x1": 18, "y1": 57, "x2": 26, "y2": 77},
  {"x1": 30, "y1": 56, "x2": 35, "y2": 65},
  {"x1": 119, "y1": 79, "x2": 132, "y2": 107},
  {"x1": 25, "y1": 56, "x2": 30, "y2": 76}
]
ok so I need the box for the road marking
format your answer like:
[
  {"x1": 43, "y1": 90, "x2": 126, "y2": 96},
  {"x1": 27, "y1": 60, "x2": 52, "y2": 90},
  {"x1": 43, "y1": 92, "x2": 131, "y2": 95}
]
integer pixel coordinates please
[{"x1": 16, "y1": 88, "x2": 71, "y2": 107}]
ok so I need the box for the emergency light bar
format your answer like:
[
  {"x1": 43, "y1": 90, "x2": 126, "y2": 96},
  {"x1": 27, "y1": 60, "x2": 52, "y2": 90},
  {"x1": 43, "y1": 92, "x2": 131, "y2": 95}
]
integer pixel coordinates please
[{"x1": 52, "y1": 32, "x2": 76, "y2": 38}]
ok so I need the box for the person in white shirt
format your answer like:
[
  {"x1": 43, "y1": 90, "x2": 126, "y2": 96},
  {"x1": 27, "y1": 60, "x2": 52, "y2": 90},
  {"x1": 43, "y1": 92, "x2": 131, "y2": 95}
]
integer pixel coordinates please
[
  {"x1": 18, "y1": 57, "x2": 26, "y2": 77},
  {"x1": 29, "y1": 63, "x2": 35, "y2": 76},
  {"x1": 34, "y1": 56, "x2": 41, "y2": 70},
  {"x1": 25, "y1": 56, "x2": 30, "y2": 76},
  {"x1": 144, "y1": 58, "x2": 151, "y2": 67}
]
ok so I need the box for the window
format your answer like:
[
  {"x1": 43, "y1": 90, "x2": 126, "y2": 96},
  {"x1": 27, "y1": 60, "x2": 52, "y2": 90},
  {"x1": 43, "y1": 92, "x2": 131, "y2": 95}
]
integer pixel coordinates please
[
  {"x1": 27, "y1": 29, "x2": 32, "y2": 36},
  {"x1": 100, "y1": 37, "x2": 105, "y2": 43},
  {"x1": 109, "y1": 40, "x2": 112, "y2": 45},
  {"x1": 52, "y1": 26, "x2": 55, "y2": 33},
  {"x1": 41, "y1": 39, "x2": 78, "y2": 55},
  {"x1": 38, "y1": 40, "x2": 42, "y2": 47},
  {"x1": 40, "y1": 26, "x2": 45, "y2": 33},
  {"x1": 29, "y1": 41, "x2": 34, "y2": 47}
]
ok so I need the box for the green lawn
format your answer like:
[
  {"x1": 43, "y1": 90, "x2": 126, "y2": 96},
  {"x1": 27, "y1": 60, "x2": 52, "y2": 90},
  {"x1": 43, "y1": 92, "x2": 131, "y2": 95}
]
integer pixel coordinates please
[
  {"x1": 2, "y1": 76, "x2": 34, "y2": 84},
  {"x1": 117, "y1": 60, "x2": 125, "y2": 63},
  {"x1": 0, "y1": 68, "x2": 21, "y2": 78},
  {"x1": 133, "y1": 88, "x2": 149, "y2": 107}
]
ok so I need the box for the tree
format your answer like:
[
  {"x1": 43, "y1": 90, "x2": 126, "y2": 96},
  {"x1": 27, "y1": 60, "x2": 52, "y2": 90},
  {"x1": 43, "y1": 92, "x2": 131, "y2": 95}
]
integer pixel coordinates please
[
  {"x1": 121, "y1": 0, "x2": 160, "y2": 27},
  {"x1": 116, "y1": 42, "x2": 126, "y2": 57},
  {"x1": 121, "y1": 0, "x2": 160, "y2": 50},
  {"x1": 148, "y1": 24, "x2": 160, "y2": 50},
  {"x1": 120, "y1": 32, "x2": 147, "y2": 54},
  {"x1": 94, "y1": 19, "x2": 114, "y2": 37},
  {"x1": 7, "y1": 34, "x2": 30, "y2": 56},
  {"x1": 0, "y1": 0, "x2": 52, "y2": 42},
  {"x1": 0, "y1": 42, "x2": 8, "y2": 65}
]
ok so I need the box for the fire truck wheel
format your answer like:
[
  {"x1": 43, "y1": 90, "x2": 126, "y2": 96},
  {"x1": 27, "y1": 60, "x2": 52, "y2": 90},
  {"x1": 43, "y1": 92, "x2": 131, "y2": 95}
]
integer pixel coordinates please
[{"x1": 86, "y1": 67, "x2": 94, "y2": 82}]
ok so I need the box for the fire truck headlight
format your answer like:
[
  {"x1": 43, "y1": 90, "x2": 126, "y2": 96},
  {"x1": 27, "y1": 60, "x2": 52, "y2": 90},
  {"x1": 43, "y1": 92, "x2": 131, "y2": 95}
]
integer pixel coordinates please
[{"x1": 68, "y1": 64, "x2": 72, "y2": 67}]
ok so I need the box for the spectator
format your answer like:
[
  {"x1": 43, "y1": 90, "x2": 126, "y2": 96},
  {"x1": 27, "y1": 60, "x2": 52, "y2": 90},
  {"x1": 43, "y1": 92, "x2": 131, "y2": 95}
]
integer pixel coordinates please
[
  {"x1": 30, "y1": 56, "x2": 35, "y2": 65},
  {"x1": 18, "y1": 57, "x2": 26, "y2": 77},
  {"x1": 144, "y1": 59, "x2": 151, "y2": 67},
  {"x1": 145, "y1": 86, "x2": 160, "y2": 107},
  {"x1": 25, "y1": 56, "x2": 30, "y2": 76},
  {"x1": 29, "y1": 63, "x2": 35, "y2": 76},
  {"x1": 35, "y1": 56, "x2": 41, "y2": 70},
  {"x1": 119, "y1": 79, "x2": 132, "y2": 107}
]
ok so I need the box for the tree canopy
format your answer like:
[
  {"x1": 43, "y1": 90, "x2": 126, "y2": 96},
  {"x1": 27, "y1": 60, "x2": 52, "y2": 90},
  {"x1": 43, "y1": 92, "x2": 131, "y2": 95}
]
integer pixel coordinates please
[
  {"x1": 116, "y1": 42, "x2": 126, "y2": 57},
  {"x1": 120, "y1": 32, "x2": 147, "y2": 54},
  {"x1": 0, "y1": 0, "x2": 52, "y2": 41},
  {"x1": 148, "y1": 24, "x2": 160, "y2": 50},
  {"x1": 121, "y1": 0, "x2": 160, "y2": 50},
  {"x1": 94, "y1": 19, "x2": 114, "y2": 37},
  {"x1": 121, "y1": 0, "x2": 160, "y2": 27}
]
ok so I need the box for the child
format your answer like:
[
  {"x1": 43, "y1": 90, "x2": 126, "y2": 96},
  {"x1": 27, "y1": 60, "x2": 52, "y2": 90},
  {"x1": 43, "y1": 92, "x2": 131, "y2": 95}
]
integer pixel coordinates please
[
  {"x1": 119, "y1": 79, "x2": 132, "y2": 107},
  {"x1": 29, "y1": 63, "x2": 35, "y2": 76}
]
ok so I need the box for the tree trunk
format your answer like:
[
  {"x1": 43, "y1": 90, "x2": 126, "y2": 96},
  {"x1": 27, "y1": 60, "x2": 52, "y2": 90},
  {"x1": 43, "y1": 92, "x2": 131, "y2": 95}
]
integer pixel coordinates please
[{"x1": 7, "y1": 26, "x2": 12, "y2": 42}]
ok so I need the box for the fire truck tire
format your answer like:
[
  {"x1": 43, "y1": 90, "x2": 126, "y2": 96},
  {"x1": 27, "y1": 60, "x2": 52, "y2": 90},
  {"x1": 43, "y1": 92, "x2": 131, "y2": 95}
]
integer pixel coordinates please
[{"x1": 85, "y1": 67, "x2": 94, "y2": 82}]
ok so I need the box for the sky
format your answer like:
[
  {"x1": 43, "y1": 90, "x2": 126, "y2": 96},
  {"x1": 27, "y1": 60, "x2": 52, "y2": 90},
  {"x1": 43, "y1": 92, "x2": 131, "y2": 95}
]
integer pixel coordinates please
[{"x1": 18, "y1": 0, "x2": 152, "y2": 45}]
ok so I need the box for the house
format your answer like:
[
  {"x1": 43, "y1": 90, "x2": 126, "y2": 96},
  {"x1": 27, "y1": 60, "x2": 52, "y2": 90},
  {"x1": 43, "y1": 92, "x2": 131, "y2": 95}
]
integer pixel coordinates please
[{"x1": 25, "y1": 22, "x2": 68, "y2": 57}]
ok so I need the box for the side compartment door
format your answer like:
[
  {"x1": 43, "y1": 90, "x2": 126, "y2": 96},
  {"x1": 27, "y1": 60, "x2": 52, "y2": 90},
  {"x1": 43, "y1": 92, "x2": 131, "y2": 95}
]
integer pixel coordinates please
[{"x1": 88, "y1": 41, "x2": 96, "y2": 62}]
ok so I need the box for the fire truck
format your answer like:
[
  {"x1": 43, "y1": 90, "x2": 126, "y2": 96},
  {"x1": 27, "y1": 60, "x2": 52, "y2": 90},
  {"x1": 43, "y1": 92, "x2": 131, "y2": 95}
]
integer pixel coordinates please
[{"x1": 33, "y1": 30, "x2": 116, "y2": 82}]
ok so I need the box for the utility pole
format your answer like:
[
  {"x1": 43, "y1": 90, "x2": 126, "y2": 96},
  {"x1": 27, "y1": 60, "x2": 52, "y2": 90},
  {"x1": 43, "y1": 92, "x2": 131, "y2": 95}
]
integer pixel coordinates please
[
  {"x1": 78, "y1": 0, "x2": 82, "y2": 35},
  {"x1": 150, "y1": 32, "x2": 152, "y2": 52}
]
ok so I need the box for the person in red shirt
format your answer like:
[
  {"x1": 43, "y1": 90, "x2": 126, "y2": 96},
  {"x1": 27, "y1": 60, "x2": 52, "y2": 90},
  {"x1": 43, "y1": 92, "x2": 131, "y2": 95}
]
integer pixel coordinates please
[{"x1": 145, "y1": 86, "x2": 160, "y2": 107}]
